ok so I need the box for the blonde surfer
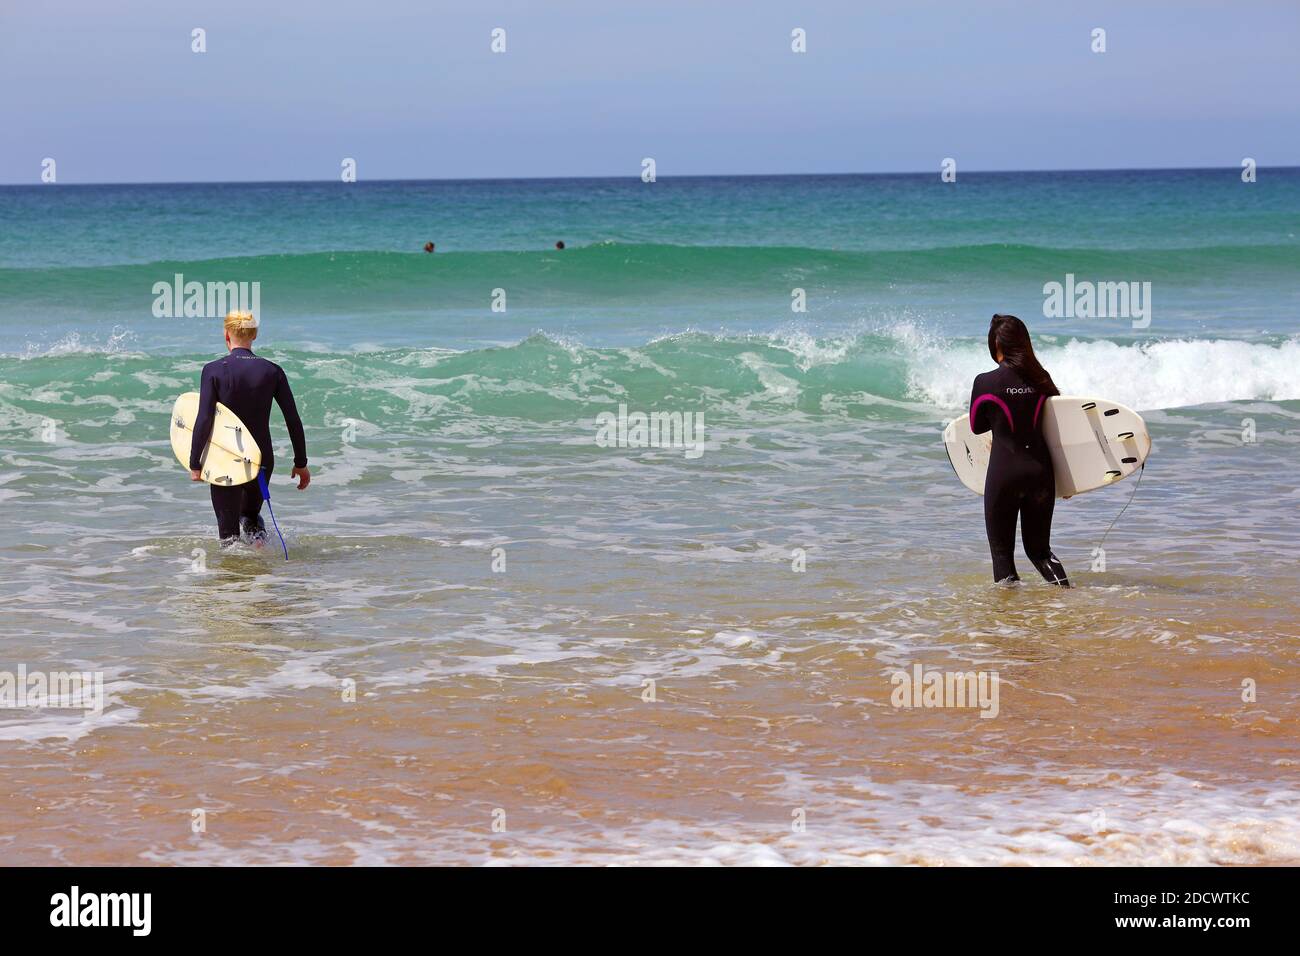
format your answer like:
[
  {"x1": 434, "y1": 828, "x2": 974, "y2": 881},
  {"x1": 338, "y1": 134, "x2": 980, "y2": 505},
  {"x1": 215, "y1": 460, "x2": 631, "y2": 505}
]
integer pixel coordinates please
[{"x1": 189, "y1": 311, "x2": 310, "y2": 544}]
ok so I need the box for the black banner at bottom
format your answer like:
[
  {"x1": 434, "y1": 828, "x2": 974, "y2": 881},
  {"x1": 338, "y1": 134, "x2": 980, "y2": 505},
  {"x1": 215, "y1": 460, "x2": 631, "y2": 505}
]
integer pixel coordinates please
[{"x1": 0, "y1": 865, "x2": 1282, "y2": 942}]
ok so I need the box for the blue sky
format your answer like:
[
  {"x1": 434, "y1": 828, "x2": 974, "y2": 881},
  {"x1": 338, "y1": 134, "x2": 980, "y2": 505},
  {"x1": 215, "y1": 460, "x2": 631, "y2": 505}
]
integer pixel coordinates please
[{"x1": 2, "y1": 0, "x2": 1297, "y2": 183}]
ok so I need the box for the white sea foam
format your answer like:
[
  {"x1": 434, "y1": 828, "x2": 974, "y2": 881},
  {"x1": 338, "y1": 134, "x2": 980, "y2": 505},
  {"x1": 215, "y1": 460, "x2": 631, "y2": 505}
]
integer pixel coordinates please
[
  {"x1": 132, "y1": 774, "x2": 1300, "y2": 866},
  {"x1": 19, "y1": 326, "x2": 140, "y2": 359},
  {"x1": 907, "y1": 336, "x2": 1300, "y2": 411}
]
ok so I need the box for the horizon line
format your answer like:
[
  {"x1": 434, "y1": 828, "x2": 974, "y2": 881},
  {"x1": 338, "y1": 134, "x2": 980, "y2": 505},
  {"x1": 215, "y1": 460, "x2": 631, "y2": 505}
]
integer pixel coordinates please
[{"x1": 3, "y1": 162, "x2": 1294, "y2": 189}]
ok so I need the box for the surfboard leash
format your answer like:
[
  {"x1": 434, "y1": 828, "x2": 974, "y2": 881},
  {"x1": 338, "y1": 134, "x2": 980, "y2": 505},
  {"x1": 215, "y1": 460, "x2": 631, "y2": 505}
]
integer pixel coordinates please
[
  {"x1": 257, "y1": 469, "x2": 290, "y2": 561},
  {"x1": 1096, "y1": 462, "x2": 1143, "y2": 558}
]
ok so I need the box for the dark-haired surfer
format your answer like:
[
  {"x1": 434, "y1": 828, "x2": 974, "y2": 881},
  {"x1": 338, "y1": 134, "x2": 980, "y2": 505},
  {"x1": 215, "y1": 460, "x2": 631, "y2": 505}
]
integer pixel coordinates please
[{"x1": 969, "y1": 314, "x2": 1069, "y2": 585}]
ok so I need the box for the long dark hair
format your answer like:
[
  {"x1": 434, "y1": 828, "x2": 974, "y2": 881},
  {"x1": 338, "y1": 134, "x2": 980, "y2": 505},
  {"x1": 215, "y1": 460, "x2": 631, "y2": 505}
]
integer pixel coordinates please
[{"x1": 988, "y1": 314, "x2": 1059, "y2": 396}]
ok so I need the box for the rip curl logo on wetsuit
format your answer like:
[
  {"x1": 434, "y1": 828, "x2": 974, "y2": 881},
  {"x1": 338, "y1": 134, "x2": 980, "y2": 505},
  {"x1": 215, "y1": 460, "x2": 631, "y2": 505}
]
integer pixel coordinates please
[{"x1": 1004, "y1": 386, "x2": 1036, "y2": 394}]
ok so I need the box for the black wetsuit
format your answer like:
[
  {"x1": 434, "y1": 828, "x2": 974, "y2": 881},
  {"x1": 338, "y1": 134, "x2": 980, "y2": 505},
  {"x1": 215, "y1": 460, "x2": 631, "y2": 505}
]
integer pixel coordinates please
[
  {"x1": 969, "y1": 364, "x2": 1069, "y2": 585},
  {"x1": 189, "y1": 348, "x2": 308, "y2": 542}
]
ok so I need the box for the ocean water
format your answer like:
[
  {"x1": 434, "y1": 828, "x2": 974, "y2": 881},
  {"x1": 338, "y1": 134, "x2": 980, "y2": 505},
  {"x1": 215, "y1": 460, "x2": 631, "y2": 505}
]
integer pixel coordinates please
[{"x1": 1, "y1": 170, "x2": 1298, "y2": 865}]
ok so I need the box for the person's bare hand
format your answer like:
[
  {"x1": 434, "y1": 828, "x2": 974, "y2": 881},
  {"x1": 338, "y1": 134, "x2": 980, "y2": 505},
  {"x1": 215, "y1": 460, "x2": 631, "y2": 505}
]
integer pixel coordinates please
[
  {"x1": 190, "y1": 468, "x2": 203, "y2": 482},
  {"x1": 291, "y1": 466, "x2": 311, "y2": 490}
]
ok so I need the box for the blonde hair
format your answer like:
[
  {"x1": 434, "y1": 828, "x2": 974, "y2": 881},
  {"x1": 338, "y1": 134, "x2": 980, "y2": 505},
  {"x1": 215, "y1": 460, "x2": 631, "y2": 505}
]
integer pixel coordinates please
[{"x1": 224, "y1": 310, "x2": 259, "y2": 343}]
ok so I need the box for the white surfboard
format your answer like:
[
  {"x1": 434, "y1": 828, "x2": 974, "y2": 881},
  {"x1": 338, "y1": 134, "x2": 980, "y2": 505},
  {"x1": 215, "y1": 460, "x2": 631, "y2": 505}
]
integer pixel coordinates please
[
  {"x1": 170, "y1": 391, "x2": 262, "y2": 487},
  {"x1": 943, "y1": 395, "x2": 1150, "y2": 498}
]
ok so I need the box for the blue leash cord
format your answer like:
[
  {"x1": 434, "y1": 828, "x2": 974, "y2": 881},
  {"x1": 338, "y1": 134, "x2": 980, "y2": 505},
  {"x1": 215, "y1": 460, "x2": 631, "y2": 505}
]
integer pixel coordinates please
[{"x1": 257, "y1": 469, "x2": 290, "y2": 561}]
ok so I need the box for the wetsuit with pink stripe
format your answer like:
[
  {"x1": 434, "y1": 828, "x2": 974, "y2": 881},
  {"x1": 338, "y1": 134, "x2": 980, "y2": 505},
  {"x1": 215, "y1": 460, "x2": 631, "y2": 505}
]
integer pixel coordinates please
[{"x1": 969, "y1": 364, "x2": 1069, "y2": 585}]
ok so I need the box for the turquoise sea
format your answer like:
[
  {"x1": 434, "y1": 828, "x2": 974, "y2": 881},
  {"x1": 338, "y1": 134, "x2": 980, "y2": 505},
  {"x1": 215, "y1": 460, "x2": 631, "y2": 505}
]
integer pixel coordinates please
[{"x1": 1, "y1": 170, "x2": 1298, "y2": 865}]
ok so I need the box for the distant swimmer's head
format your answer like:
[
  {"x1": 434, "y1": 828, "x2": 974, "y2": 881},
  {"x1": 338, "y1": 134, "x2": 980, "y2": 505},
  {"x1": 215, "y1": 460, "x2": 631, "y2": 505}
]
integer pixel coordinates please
[
  {"x1": 555, "y1": 241, "x2": 565, "y2": 250},
  {"x1": 988, "y1": 314, "x2": 1058, "y2": 397},
  {"x1": 423, "y1": 242, "x2": 435, "y2": 253},
  {"x1": 224, "y1": 310, "x2": 259, "y2": 350}
]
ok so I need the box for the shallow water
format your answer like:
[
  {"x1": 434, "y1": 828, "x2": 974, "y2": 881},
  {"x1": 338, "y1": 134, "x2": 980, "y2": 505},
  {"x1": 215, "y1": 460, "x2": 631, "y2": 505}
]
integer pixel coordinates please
[
  {"x1": 1, "y1": 173, "x2": 1298, "y2": 864},
  {"x1": 2, "y1": 389, "x2": 1297, "y2": 864}
]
